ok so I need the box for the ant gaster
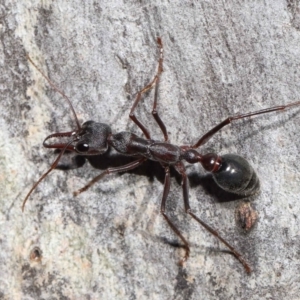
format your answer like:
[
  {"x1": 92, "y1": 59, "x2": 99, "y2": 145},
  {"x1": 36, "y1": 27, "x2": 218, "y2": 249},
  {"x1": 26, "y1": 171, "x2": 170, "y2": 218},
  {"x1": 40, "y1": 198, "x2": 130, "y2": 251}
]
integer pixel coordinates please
[{"x1": 24, "y1": 38, "x2": 300, "y2": 274}]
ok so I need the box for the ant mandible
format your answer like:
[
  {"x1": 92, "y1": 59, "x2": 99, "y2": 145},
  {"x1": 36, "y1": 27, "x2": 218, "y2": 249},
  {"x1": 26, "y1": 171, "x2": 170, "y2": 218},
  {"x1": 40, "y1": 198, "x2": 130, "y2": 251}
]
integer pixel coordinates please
[{"x1": 23, "y1": 38, "x2": 300, "y2": 274}]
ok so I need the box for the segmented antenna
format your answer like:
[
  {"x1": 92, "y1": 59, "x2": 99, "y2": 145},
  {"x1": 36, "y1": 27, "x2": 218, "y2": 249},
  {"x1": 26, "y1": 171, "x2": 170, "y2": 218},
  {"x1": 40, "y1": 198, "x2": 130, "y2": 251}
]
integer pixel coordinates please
[
  {"x1": 22, "y1": 140, "x2": 74, "y2": 211},
  {"x1": 26, "y1": 54, "x2": 81, "y2": 130}
]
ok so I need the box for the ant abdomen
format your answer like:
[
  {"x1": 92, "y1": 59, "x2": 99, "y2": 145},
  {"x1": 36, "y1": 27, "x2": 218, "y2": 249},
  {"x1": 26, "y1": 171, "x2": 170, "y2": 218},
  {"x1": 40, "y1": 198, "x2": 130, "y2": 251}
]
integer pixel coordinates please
[{"x1": 212, "y1": 154, "x2": 260, "y2": 196}]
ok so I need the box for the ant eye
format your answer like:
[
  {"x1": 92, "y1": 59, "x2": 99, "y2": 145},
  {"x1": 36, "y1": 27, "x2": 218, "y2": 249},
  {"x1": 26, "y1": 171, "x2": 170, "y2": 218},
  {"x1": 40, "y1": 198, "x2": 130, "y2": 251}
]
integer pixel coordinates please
[{"x1": 76, "y1": 143, "x2": 89, "y2": 152}]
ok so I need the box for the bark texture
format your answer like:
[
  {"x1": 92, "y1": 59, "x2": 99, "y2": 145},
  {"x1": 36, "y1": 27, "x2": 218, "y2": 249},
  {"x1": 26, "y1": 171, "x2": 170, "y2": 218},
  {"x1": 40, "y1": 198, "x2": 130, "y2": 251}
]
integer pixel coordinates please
[{"x1": 1, "y1": 1, "x2": 300, "y2": 299}]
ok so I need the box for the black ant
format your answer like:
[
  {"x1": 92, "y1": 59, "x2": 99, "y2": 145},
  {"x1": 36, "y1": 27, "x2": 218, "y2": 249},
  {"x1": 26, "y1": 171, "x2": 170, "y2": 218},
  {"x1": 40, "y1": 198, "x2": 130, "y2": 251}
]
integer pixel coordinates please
[{"x1": 23, "y1": 38, "x2": 300, "y2": 274}]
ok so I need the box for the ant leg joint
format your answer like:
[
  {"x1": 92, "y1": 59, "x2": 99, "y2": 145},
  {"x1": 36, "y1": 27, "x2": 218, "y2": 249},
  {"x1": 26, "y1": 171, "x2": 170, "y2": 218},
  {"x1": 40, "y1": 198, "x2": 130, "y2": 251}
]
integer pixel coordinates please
[{"x1": 152, "y1": 109, "x2": 158, "y2": 115}]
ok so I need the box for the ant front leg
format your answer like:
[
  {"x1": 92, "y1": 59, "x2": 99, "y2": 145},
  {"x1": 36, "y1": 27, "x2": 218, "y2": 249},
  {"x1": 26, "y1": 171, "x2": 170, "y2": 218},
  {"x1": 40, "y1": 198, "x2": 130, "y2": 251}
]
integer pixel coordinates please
[
  {"x1": 55, "y1": 152, "x2": 87, "y2": 171},
  {"x1": 175, "y1": 162, "x2": 252, "y2": 273},
  {"x1": 160, "y1": 165, "x2": 190, "y2": 264},
  {"x1": 73, "y1": 158, "x2": 146, "y2": 196},
  {"x1": 192, "y1": 100, "x2": 300, "y2": 148},
  {"x1": 130, "y1": 38, "x2": 168, "y2": 141}
]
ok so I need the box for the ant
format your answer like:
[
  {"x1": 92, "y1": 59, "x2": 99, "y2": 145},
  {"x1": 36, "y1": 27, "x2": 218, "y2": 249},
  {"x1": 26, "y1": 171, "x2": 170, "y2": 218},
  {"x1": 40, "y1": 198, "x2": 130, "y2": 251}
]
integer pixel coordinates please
[{"x1": 23, "y1": 38, "x2": 300, "y2": 274}]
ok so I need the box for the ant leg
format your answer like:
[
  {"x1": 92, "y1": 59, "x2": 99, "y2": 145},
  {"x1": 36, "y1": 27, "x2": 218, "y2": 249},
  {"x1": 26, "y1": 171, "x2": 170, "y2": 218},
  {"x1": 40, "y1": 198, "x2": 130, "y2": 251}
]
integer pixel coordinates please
[
  {"x1": 175, "y1": 162, "x2": 252, "y2": 273},
  {"x1": 192, "y1": 100, "x2": 300, "y2": 148},
  {"x1": 130, "y1": 38, "x2": 168, "y2": 140},
  {"x1": 73, "y1": 158, "x2": 146, "y2": 196},
  {"x1": 160, "y1": 165, "x2": 190, "y2": 264},
  {"x1": 54, "y1": 152, "x2": 86, "y2": 170},
  {"x1": 151, "y1": 38, "x2": 168, "y2": 141}
]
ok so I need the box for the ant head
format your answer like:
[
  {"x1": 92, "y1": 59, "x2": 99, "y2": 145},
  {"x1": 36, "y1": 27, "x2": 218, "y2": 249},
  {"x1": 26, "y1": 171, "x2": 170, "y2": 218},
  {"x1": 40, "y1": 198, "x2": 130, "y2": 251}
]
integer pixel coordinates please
[
  {"x1": 43, "y1": 121, "x2": 112, "y2": 155},
  {"x1": 73, "y1": 121, "x2": 112, "y2": 155}
]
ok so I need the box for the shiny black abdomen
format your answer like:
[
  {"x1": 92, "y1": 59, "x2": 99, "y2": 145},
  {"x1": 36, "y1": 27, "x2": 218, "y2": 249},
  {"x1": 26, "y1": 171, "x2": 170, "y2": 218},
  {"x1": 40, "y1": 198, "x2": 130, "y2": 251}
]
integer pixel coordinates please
[{"x1": 213, "y1": 154, "x2": 260, "y2": 196}]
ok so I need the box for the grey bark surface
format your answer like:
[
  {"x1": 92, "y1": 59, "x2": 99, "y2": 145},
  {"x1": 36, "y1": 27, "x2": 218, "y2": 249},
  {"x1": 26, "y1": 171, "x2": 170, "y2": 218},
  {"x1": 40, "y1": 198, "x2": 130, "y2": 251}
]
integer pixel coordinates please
[{"x1": 1, "y1": 1, "x2": 300, "y2": 299}]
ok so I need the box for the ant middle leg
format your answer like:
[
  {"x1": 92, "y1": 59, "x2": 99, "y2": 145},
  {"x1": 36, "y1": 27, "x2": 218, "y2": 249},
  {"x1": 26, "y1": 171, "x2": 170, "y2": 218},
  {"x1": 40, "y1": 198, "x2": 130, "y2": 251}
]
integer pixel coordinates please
[
  {"x1": 160, "y1": 165, "x2": 190, "y2": 264},
  {"x1": 192, "y1": 100, "x2": 300, "y2": 148},
  {"x1": 175, "y1": 162, "x2": 252, "y2": 273},
  {"x1": 130, "y1": 38, "x2": 168, "y2": 141}
]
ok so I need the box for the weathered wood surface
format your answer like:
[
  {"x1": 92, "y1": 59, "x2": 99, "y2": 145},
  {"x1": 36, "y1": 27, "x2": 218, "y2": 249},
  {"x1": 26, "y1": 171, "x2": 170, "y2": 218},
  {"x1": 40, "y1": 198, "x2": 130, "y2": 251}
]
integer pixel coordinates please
[{"x1": 1, "y1": 1, "x2": 300, "y2": 299}]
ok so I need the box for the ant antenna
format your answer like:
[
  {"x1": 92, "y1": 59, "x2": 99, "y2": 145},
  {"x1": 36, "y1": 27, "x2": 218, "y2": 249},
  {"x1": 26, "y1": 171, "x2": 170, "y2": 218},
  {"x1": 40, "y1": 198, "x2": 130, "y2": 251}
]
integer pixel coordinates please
[
  {"x1": 22, "y1": 140, "x2": 74, "y2": 211},
  {"x1": 26, "y1": 54, "x2": 81, "y2": 130}
]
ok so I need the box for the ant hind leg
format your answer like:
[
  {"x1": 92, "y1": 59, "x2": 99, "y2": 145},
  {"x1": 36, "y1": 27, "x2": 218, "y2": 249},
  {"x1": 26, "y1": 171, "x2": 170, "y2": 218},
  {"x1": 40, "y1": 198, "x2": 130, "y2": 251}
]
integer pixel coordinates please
[
  {"x1": 175, "y1": 162, "x2": 252, "y2": 273},
  {"x1": 192, "y1": 100, "x2": 300, "y2": 148}
]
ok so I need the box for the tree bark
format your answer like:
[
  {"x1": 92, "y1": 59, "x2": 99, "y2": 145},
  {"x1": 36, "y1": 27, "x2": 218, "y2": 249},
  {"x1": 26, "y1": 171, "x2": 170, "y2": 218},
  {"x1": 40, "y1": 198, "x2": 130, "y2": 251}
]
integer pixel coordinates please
[{"x1": 1, "y1": 1, "x2": 300, "y2": 299}]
